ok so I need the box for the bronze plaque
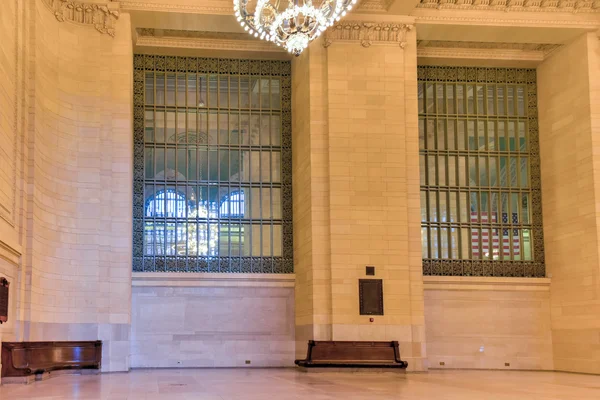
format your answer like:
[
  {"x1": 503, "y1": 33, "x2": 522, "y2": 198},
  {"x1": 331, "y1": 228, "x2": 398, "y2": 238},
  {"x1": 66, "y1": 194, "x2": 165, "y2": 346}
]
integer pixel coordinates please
[
  {"x1": 0, "y1": 278, "x2": 8, "y2": 324},
  {"x1": 359, "y1": 279, "x2": 383, "y2": 315}
]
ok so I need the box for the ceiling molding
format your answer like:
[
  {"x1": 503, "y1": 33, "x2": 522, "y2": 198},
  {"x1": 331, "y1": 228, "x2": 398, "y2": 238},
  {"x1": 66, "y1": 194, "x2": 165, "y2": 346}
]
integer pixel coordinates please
[
  {"x1": 135, "y1": 28, "x2": 283, "y2": 52},
  {"x1": 416, "y1": 0, "x2": 599, "y2": 13},
  {"x1": 43, "y1": 0, "x2": 120, "y2": 36},
  {"x1": 417, "y1": 40, "x2": 561, "y2": 61}
]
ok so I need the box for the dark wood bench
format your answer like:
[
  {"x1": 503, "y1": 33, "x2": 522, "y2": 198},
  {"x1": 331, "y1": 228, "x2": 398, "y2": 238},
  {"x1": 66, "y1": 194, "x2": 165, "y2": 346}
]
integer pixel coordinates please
[
  {"x1": 1, "y1": 341, "x2": 102, "y2": 379},
  {"x1": 295, "y1": 340, "x2": 408, "y2": 369}
]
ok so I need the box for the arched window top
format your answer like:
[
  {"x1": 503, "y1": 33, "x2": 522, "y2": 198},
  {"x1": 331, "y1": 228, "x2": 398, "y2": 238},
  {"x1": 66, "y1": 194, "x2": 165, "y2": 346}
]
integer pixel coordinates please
[
  {"x1": 146, "y1": 189, "x2": 187, "y2": 218},
  {"x1": 220, "y1": 191, "x2": 244, "y2": 218}
]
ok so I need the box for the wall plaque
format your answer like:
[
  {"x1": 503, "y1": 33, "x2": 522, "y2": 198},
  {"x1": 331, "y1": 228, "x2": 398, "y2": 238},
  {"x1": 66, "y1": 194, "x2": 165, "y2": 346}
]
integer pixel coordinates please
[
  {"x1": 0, "y1": 277, "x2": 8, "y2": 324},
  {"x1": 359, "y1": 279, "x2": 383, "y2": 316}
]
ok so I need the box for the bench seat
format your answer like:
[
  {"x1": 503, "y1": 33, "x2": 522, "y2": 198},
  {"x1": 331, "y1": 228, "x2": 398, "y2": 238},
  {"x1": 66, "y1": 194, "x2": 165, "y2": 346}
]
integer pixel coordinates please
[{"x1": 295, "y1": 340, "x2": 408, "y2": 369}]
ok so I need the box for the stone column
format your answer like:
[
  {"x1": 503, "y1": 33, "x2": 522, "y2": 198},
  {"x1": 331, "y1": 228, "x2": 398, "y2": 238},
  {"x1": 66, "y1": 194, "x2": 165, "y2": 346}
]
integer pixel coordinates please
[
  {"x1": 537, "y1": 32, "x2": 600, "y2": 375},
  {"x1": 292, "y1": 19, "x2": 427, "y2": 371}
]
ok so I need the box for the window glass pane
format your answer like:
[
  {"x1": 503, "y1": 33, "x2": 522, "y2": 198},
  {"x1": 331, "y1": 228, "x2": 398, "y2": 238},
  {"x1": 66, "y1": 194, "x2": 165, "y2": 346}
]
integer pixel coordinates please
[
  {"x1": 428, "y1": 155, "x2": 436, "y2": 186},
  {"x1": 450, "y1": 227, "x2": 459, "y2": 259},
  {"x1": 479, "y1": 158, "x2": 488, "y2": 186},
  {"x1": 487, "y1": 86, "x2": 495, "y2": 116},
  {"x1": 426, "y1": 83, "x2": 434, "y2": 113},
  {"x1": 507, "y1": 86, "x2": 515, "y2": 116},
  {"x1": 447, "y1": 85, "x2": 455, "y2": 115},
  {"x1": 449, "y1": 192, "x2": 458, "y2": 222},
  {"x1": 476, "y1": 85, "x2": 485, "y2": 114},
  {"x1": 145, "y1": 148, "x2": 154, "y2": 179},
  {"x1": 420, "y1": 155, "x2": 426, "y2": 186},
  {"x1": 429, "y1": 192, "x2": 438, "y2": 222},
  {"x1": 456, "y1": 85, "x2": 465, "y2": 115},
  {"x1": 426, "y1": 119, "x2": 435, "y2": 150},
  {"x1": 447, "y1": 119, "x2": 455, "y2": 150},
  {"x1": 166, "y1": 73, "x2": 176, "y2": 106},
  {"x1": 219, "y1": 76, "x2": 229, "y2": 108},
  {"x1": 441, "y1": 227, "x2": 449, "y2": 259},
  {"x1": 448, "y1": 156, "x2": 456, "y2": 186},
  {"x1": 436, "y1": 84, "x2": 445, "y2": 114},
  {"x1": 145, "y1": 73, "x2": 154, "y2": 104},
  {"x1": 439, "y1": 191, "x2": 448, "y2": 222},
  {"x1": 419, "y1": 118, "x2": 425, "y2": 149},
  {"x1": 522, "y1": 193, "x2": 530, "y2": 224},
  {"x1": 438, "y1": 156, "x2": 446, "y2": 187},
  {"x1": 271, "y1": 79, "x2": 281, "y2": 109},
  {"x1": 156, "y1": 73, "x2": 165, "y2": 105},
  {"x1": 177, "y1": 74, "x2": 186, "y2": 106},
  {"x1": 166, "y1": 111, "x2": 176, "y2": 143},
  {"x1": 517, "y1": 86, "x2": 525, "y2": 116},
  {"x1": 421, "y1": 192, "x2": 427, "y2": 222},
  {"x1": 187, "y1": 75, "x2": 197, "y2": 107},
  {"x1": 497, "y1": 86, "x2": 505, "y2": 115},
  {"x1": 421, "y1": 227, "x2": 429, "y2": 258},
  {"x1": 430, "y1": 227, "x2": 439, "y2": 259},
  {"x1": 518, "y1": 121, "x2": 527, "y2": 151},
  {"x1": 459, "y1": 192, "x2": 468, "y2": 223},
  {"x1": 467, "y1": 84, "x2": 475, "y2": 114},
  {"x1": 418, "y1": 83, "x2": 425, "y2": 114}
]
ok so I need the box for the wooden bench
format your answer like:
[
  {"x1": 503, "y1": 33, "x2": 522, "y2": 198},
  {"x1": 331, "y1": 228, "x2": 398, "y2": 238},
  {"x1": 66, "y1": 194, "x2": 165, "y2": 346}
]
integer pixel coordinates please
[
  {"x1": 1, "y1": 341, "x2": 102, "y2": 381},
  {"x1": 295, "y1": 340, "x2": 408, "y2": 370}
]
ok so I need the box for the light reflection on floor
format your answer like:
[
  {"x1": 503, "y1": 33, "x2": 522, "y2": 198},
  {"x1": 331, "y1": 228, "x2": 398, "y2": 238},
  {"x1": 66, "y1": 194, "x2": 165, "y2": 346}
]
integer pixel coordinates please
[{"x1": 1, "y1": 368, "x2": 599, "y2": 400}]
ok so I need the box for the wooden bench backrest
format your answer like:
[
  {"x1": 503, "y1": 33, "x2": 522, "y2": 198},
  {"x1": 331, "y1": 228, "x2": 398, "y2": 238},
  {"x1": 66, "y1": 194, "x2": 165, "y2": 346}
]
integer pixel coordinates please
[
  {"x1": 307, "y1": 341, "x2": 401, "y2": 363},
  {"x1": 2, "y1": 341, "x2": 102, "y2": 377}
]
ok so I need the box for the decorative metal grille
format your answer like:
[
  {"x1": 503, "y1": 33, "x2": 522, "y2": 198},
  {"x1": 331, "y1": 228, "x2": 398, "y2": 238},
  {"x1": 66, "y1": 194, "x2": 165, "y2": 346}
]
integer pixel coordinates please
[
  {"x1": 133, "y1": 55, "x2": 293, "y2": 273},
  {"x1": 418, "y1": 66, "x2": 544, "y2": 277}
]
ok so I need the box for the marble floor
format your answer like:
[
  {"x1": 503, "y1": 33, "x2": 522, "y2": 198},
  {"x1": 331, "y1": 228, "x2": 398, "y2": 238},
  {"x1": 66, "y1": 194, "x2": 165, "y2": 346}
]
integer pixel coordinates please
[{"x1": 1, "y1": 369, "x2": 599, "y2": 400}]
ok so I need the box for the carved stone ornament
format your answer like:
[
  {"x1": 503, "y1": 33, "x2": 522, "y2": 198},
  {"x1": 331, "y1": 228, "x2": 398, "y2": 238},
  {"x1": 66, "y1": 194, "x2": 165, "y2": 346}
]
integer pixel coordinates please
[
  {"x1": 42, "y1": 0, "x2": 120, "y2": 37},
  {"x1": 417, "y1": 0, "x2": 599, "y2": 13},
  {"x1": 324, "y1": 21, "x2": 413, "y2": 49}
]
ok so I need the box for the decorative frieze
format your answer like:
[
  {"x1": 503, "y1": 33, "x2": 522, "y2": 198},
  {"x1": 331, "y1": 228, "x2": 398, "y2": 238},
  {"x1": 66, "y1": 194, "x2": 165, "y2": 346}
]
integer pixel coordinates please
[
  {"x1": 42, "y1": 0, "x2": 120, "y2": 36},
  {"x1": 417, "y1": 0, "x2": 599, "y2": 12},
  {"x1": 324, "y1": 21, "x2": 413, "y2": 49}
]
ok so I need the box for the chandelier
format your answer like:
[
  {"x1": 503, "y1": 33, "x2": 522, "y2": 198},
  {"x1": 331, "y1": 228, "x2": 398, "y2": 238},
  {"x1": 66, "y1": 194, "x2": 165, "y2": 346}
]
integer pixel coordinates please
[{"x1": 233, "y1": 0, "x2": 357, "y2": 56}]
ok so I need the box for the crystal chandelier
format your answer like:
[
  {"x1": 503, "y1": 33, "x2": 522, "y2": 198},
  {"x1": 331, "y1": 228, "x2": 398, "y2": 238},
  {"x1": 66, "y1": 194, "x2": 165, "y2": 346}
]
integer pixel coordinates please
[{"x1": 233, "y1": 0, "x2": 357, "y2": 56}]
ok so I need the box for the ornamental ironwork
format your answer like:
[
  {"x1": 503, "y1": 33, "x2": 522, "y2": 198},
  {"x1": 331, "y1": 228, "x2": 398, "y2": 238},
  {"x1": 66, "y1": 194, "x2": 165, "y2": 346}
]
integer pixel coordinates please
[
  {"x1": 133, "y1": 55, "x2": 293, "y2": 273},
  {"x1": 418, "y1": 66, "x2": 544, "y2": 277}
]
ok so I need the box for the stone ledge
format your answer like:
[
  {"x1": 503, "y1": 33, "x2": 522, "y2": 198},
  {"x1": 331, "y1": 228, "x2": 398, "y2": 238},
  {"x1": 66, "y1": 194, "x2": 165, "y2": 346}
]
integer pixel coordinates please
[
  {"x1": 132, "y1": 272, "x2": 296, "y2": 288},
  {"x1": 423, "y1": 275, "x2": 551, "y2": 291}
]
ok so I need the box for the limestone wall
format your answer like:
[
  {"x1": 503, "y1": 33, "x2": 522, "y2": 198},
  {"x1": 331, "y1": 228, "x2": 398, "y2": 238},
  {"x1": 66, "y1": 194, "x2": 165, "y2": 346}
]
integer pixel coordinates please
[
  {"x1": 538, "y1": 32, "x2": 600, "y2": 375},
  {"x1": 130, "y1": 274, "x2": 295, "y2": 367},
  {"x1": 424, "y1": 277, "x2": 553, "y2": 370}
]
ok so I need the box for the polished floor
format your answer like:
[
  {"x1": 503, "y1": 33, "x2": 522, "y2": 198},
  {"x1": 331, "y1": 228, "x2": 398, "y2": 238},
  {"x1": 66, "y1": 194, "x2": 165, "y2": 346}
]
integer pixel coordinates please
[{"x1": 1, "y1": 369, "x2": 599, "y2": 400}]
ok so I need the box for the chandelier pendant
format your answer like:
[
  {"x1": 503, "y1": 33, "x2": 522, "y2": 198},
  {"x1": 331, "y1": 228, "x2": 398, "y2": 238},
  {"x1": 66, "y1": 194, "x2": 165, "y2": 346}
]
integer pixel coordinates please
[{"x1": 234, "y1": 0, "x2": 357, "y2": 56}]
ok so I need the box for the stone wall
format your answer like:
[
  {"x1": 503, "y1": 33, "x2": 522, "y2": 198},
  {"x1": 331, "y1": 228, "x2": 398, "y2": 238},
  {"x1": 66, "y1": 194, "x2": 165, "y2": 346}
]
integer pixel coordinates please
[
  {"x1": 538, "y1": 32, "x2": 600, "y2": 375},
  {"x1": 0, "y1": 0, "x2": 133, "y2": 374},
  {"x1": 424, "y1": 277, "x2": 553, "y2": 370},
  {"x1": 130, "y1": 274, "x2": 295, "y2": 367}
]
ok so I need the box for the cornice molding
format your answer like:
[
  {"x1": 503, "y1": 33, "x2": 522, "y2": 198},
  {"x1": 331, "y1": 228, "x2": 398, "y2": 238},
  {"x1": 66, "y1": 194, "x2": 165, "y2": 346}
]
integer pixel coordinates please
[
  {"x1": 135, "y1": 28, "x2": 284, "y2": 52},
  {"x1": 42, "y1": 0, "x2": 120, "y2": 36},
  {"x1": 418, "y1": 47, "x2": 546, "y2": 60},
  {"x1": 323, "y1": 21, "x2": 414, "y2": 49},
  {"x1": 417, "y1": 0, "x2": 599, "y2": 13},
  {"x1": 413, "y1": 11, "x2": 600, "y2": 27},
  {"x1": 117, "y1": 0, "x2": 232, "y2": 14},
  {"x1": 0, "y1": 239, "x2": 21, "y2": 267}
]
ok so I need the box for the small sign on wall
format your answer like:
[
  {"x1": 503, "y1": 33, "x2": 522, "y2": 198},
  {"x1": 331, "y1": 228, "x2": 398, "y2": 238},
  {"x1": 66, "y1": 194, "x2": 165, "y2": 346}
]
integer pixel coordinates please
[
  {"x1": 0, "y1": 277, "x2": 9, "y2": 324},
  {"x1": 359, "y1": 279, "x2": 384, "y2": 316}
]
